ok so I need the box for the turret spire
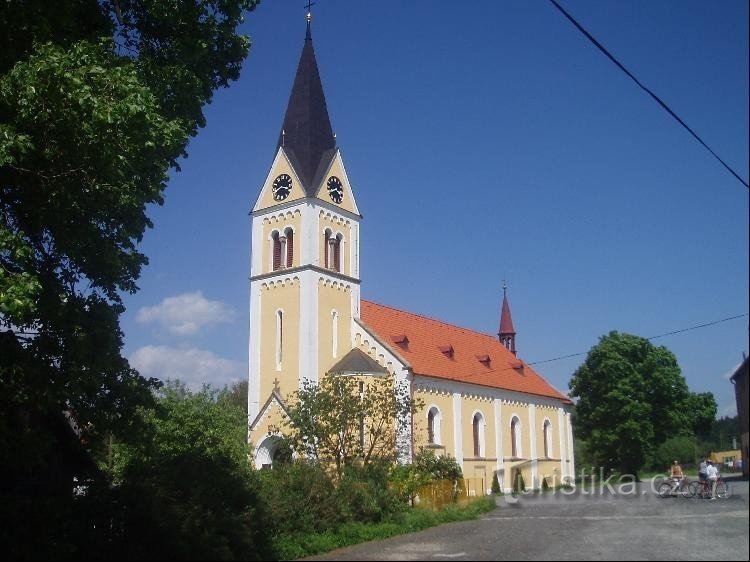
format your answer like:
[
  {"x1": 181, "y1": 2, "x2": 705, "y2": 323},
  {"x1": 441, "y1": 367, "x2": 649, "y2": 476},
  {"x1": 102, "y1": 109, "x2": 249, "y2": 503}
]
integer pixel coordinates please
[
  {"x1": 498, "y1": 282, "x2": 517, "y2": 355},
  {"x1": 277, "y1": 3, "x2": 335, "y2": 194}
]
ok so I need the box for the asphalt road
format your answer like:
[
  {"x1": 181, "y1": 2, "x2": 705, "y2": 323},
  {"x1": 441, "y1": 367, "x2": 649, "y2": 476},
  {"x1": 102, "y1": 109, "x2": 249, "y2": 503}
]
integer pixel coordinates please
[{"x1": 302, "y1": 475, "x2": 749, "y2": 561}]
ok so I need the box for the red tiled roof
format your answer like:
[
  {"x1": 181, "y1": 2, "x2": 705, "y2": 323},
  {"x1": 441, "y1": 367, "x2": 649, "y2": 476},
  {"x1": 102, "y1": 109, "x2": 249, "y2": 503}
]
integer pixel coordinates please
[
  {"x1": 360, "y1": 300, "x2": 571, "y2": 404},
  {"x1": 499, "y1": 293, "x2": 516, "y2": 335}
]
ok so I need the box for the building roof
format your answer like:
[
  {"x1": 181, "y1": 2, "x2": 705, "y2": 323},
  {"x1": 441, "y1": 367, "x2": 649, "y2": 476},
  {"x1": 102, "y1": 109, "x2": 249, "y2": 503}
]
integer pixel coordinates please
[
  {"x1": 277, "y1": 25, "x2": 336, "y2": 195},
  {"x1": 360, "y1": 300, "x2": 572, "y2": 404},
  {"x1": 498, "y1": 290, "x2": 516, "y2": 336},
  {"x1": 329, "y1": 348, "x2": 390, "y2": 376}
]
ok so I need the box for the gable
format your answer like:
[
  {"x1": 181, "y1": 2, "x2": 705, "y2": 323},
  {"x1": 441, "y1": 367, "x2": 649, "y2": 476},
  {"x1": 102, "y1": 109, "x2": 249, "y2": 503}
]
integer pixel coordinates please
[
  {"x1": 252, "y1": 148, "x2": 307, "y2": 213},
  {"x1": 313, "y1": 150, "x2": 361, "y2": 215}
]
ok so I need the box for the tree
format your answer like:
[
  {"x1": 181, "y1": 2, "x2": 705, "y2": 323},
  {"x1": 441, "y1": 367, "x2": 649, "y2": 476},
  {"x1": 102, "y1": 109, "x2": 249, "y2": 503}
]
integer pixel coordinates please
[
  {"x1": 280, "y1": 374, "x2": 422, "y2": 479},
  {"x1": 0, "y1": 0, "x2": 258, "y2": 555},
  {"x1": 568, "y1": 331, "x2": 710, "y2": 477},
  {"x1": 99, "y1": 381, "x2": 275, "y2": 560}
]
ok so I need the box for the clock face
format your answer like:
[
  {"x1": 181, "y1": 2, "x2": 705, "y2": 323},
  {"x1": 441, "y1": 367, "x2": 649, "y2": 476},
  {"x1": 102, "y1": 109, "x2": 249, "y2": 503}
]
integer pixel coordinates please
[
  {"x1": 327, "y1": 176, "x2": 343, "y2": 204},
  {"x1": 272, "y1": 174, "x2": 292, "y2": 201}
]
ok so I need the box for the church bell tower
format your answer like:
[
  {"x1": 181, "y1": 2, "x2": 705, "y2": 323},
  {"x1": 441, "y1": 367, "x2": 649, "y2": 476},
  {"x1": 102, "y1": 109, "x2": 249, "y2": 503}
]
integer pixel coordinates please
[{"x1": 247, "y1": 10, "x2": 364, "y2": 464}]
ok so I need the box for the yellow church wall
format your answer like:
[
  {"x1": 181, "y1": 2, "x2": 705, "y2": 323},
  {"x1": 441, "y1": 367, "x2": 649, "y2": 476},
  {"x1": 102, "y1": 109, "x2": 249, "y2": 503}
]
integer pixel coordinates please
[
  {"x1": 535, "y1": 405, "x2": 560, "y2": 486},
  {"x1": 255, "y1": 155, "x2": 306, "y2": 211},
  {"x1": 315, "y1": 157, "x2": 359, "y2": 215},
  {"x1": 259, "y1": 278, "x2": 301, "y2": 399},
  {"x1": 260, "y1": 210, "x2": 303, "y2": 273},
  {"x1": 318, "y1": 211, "x2": 352, "y2": 276},
  {"x1": 412, "y1": 389, "x2": 455, "y2": 456},
  {"x1": 501, "y1": 403, "x2": 532, "y2": 460},
  {"x1": 317, "y1": 280, "x2": 353, "y2": 375}
]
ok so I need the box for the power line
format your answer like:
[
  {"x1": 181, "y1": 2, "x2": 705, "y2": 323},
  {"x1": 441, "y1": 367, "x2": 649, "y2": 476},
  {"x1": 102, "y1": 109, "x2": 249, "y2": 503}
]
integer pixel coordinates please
[
  {"x1": 527, "y1": 313, "x2": 749, "y2": 367},
  {"x1": 548, "y1": 0, "x2": 749, "y2": 190}
]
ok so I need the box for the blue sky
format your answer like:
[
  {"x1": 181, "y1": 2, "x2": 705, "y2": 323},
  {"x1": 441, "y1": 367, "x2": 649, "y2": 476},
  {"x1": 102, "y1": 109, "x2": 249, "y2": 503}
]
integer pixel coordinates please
[{"x1": 121, "y1": 0, "x2": 749, "y2": 419}]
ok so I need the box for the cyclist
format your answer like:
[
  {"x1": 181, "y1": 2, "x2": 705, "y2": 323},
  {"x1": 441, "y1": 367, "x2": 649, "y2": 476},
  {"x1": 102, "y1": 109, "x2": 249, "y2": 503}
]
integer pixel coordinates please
[
  {"x1": 668, "y1": 460, "x2": 684, "y2": 493},
  {"x1": 705, "y1": 460, "x2": 719, "y2": 500},
  {"x1": 698, "y1": 457, "x2": 708, "y2": 483}
]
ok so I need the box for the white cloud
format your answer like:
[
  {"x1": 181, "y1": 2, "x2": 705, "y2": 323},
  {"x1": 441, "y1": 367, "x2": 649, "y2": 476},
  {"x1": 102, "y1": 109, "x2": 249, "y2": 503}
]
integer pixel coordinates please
[
  {"x1": 130, "y1": 345, "x2": 243, "y2": 391},
  {"x1": 136, "y1": 291, "x2": 235, "y2": 336}
]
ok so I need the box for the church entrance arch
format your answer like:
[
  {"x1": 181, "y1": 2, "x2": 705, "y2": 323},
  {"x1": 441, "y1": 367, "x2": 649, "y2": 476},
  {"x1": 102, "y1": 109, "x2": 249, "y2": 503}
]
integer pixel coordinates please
[{"x1": 255, "y1": 435, "x2": 292, "y2": 469}]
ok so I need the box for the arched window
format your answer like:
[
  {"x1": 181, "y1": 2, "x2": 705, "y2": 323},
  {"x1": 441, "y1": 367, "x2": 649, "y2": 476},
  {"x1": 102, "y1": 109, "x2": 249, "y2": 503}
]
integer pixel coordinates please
[
  {"x1": 511, "y1": 416, "x2": 521, "y2": 458},
  {"x1": 284, "y1": 227, "x2": 294, "y2": 268},
  {"x1": 427, "y1": 406, "x2": 441, "y2": 445},
  {"x1": 543, "y1": 419, "x2": 553, "y2": 458},
  {"x1": 271, "y1": 231, "x2": 281, "y2": 271},
  {"x1": 472, "y1": 412, "x2": 485, "y2": 457},
  {"x1": 331, "y1": 310, "x2": 339, "y2": 358},
  {"x1": 275, "y1": 309, "x2": 283, "y2": 369}
]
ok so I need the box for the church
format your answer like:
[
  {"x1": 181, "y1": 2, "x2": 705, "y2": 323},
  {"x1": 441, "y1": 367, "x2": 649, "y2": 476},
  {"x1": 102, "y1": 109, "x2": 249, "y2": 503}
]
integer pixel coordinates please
[{"x1": 247, "y1": 13, "x2": 575, "y2": 493}]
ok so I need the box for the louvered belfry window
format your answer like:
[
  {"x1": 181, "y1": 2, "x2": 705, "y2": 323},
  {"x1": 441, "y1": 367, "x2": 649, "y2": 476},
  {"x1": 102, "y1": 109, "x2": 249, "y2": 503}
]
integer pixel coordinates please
[
  {"x1": 324, "y1": 231, "x2": 330, "y2": 268},
  {"x1": 285, "y1": 229, "x2": 294, "y2": 267},
  {"x1": 272, "y1": 232, "x2": 281, "y2": 271}
]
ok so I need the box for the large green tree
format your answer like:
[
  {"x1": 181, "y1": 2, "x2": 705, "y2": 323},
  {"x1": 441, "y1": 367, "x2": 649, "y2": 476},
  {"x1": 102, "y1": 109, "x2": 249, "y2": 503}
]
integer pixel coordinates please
[
  {"x1": 279, "y1": 374, "x2": 422, "y2": 479},
  {"x1": 568, "y1": 331, "x2": 716, "y2": 476},
  {"x1": 0, "y1": 0, "x2": 258, "y2": 555}
]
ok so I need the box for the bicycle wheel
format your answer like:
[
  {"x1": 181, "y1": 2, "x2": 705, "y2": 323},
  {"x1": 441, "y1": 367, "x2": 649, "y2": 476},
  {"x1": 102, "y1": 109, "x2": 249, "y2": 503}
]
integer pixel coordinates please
[
  {"x1": 679, "y1": 481, "x2": 692, "y2": 498},
  {"x1": 658, "y1": 482, "x2": 672, "y2": 498},
  {"x1": 716, "y1": 481, "x2": 729, "y2": 499},
  {"x1": 688, "y1": 481, "x2": 701, "y2": 498}
]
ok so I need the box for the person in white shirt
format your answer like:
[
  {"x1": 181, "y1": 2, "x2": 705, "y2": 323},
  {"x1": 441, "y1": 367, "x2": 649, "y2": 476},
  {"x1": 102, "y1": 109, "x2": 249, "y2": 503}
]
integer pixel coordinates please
[{"x1": 705, "y1": 460, "x2": 719, "y2": 500}]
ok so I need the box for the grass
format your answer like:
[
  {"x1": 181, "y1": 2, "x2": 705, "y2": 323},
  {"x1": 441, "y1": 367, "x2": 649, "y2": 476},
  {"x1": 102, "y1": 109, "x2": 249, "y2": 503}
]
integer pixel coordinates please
[{"x1": 272, "y1": 496, "x2": 496, "y2": 560}]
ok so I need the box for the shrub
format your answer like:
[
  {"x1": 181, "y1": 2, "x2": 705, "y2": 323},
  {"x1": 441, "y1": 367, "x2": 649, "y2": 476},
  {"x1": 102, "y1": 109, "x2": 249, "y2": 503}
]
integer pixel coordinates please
[
  {"x1": 258, "y1": 460, "x2": 342, "y2": 535},
  {"x1": 491, "y1": 472, "x2": 501, "y2": 494}
]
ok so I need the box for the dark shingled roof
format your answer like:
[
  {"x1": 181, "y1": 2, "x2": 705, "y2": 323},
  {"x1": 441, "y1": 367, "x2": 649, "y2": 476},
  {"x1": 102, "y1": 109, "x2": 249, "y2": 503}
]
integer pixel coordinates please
[
  {"x1": 277, "y1": 29, "x2": 336, "y2": 196},
  {"x1": 329, "y1": 348, "x2": 389, "y2": 376}
]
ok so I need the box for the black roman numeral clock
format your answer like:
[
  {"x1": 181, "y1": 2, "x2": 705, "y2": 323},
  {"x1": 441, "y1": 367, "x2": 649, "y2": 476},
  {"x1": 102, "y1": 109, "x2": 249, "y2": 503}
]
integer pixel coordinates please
[{"x1": 327, "y1": 176, "x2": 343, "y2": 204}]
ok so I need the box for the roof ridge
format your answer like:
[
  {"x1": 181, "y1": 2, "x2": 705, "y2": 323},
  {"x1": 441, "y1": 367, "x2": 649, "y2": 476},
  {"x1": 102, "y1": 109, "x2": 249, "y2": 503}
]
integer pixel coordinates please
[{"x1": 361, "y1": 299, "x2": 500, "y2": 344}]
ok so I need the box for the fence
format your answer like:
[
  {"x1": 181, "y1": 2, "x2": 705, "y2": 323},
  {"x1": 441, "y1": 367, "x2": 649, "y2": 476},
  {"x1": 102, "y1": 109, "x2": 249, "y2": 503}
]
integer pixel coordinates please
[{"x1": 415, "y1": 477, "x2": 486, "y2": 510}]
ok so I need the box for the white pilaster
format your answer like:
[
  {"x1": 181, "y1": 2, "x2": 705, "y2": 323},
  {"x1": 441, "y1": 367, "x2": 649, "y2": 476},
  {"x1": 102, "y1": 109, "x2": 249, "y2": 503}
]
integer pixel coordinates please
[
  {"x1": 453, "y1": 393, "x2": 463, "y2": 468},
  {"x1": 298, "y1": 268, "x2": 318, "y2": 386},
  {"x1": 557, "y1": 407, "x2": 568, "y2": 480},
  {"x1": 529, "y1": 404, "x2": 538, "y2": 488},
  {"x1": 248, "y1": 279, "x2": 262, "y2": 427},
  {"x1": 566, "y1": 411, "x2": 576, "y2": 480},
  {"x1": 494, "y1": 398, "x2": 504, "y2": 490}
]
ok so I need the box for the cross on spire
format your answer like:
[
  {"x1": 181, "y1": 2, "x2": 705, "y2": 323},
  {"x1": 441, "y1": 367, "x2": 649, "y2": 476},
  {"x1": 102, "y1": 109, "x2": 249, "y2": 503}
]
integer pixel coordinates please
[{"x1": 305, "y1": 0, "x2": 315, "y2": 39}]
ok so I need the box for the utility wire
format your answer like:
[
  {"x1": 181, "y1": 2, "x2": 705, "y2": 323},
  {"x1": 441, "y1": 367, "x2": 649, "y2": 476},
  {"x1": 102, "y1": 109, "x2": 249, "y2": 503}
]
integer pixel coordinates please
[
  {"x1": 548, "y1": 0, "x2": 749, "y2": 190},
  {"x1": 527, "y1": 312, "x2": 749, "y2": 367}
]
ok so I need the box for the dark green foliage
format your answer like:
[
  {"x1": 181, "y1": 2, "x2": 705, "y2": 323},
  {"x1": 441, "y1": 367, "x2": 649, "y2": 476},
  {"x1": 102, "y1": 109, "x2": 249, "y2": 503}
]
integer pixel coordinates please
[
  {"x1": 569, "y1": 331, "x2": 715, "y2": 476},
  {"x1": 413, "y1": 448, "x2": 463, "y2": 481},
  {"x1": 336, "y1": 462, "x2": 405, "y2": 523},
  {"x1": 648, "y1": 436, "x2": 698, "y2": 472},
  {"x1": 513, "y1": 471, "x2": 525, "y2": 494},
  {"x1": 99, "y1": 382, "x2": 275, "y2": 561},
  {"x1": 491, "y1": 472, "x2": 501, "y2": 494},
  {"x1": 258, "y1": 460, "x2": 342, "y2": 535},
  {"x1": 273, "y1": 497, "x2": 497, "y2": 561},
  {"x1": 1, "y1": 1, "x2": 258, "y2": 556}
]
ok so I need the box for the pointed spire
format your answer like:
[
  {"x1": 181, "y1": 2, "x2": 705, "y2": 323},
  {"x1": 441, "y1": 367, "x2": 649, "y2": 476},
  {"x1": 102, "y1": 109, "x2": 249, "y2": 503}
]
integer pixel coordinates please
[
  {"x1": 498, "y1": 282, "x2": 517, "y2": 355},
  {"x1": 277, "y1": 5, "x2": 335, "y2": 195}
]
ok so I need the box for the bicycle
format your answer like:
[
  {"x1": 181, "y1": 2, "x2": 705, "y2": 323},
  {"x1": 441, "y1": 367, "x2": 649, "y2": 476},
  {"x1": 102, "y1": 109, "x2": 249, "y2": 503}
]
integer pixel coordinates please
[
  {"x1": 657, "y1": 477, "x2": 691, "y2": 498},
  {"x1": 688, "y1": 476, "x2": 729, "y2": 499}
]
